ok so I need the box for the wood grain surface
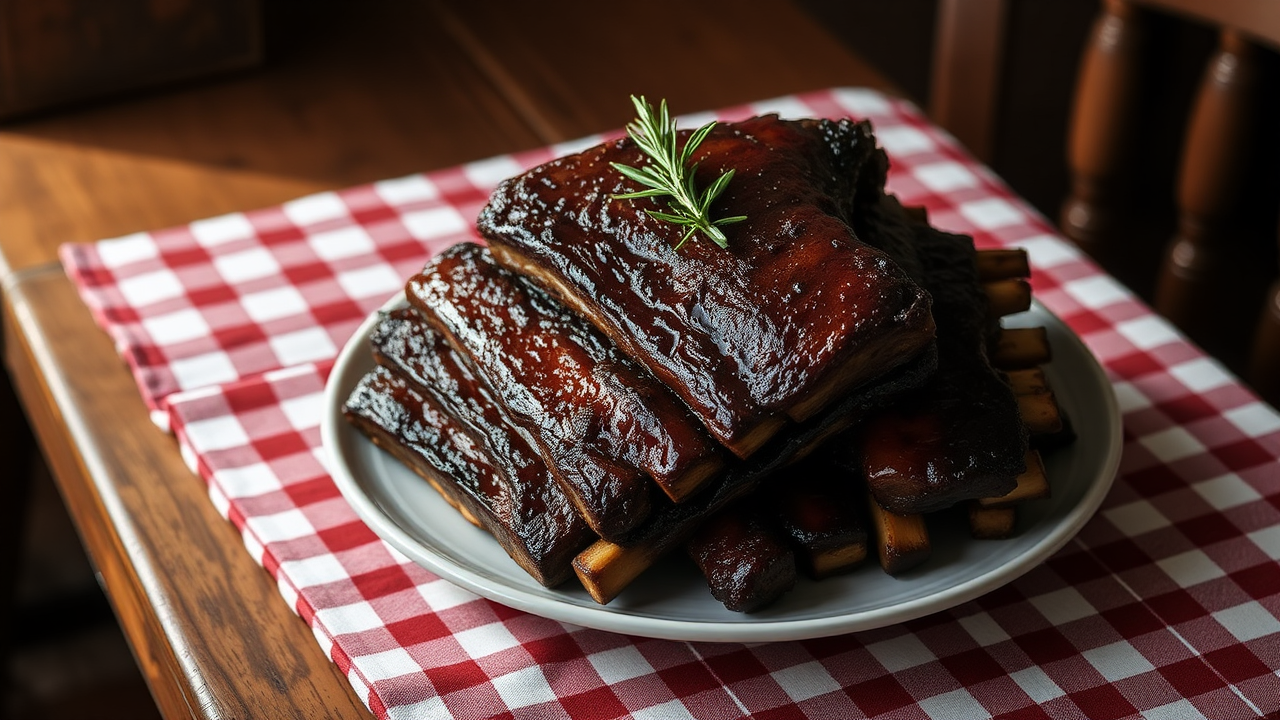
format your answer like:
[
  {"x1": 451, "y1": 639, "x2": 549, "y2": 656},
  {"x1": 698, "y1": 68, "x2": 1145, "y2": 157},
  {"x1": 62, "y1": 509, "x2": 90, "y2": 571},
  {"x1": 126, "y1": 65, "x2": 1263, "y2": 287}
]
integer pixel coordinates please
[
  {"x1": 0, "y1": 2, "x2": 894, "y2": 718},
  {"x1": 432, "y1": 0, "x2": 898, "y2": 143}
]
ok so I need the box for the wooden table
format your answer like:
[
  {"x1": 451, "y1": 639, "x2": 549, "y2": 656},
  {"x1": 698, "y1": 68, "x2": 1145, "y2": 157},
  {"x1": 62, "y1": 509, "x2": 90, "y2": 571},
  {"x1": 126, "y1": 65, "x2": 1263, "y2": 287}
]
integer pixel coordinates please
[{"x1": 0, "y1": 3, "x2": 895, "y2": 717}]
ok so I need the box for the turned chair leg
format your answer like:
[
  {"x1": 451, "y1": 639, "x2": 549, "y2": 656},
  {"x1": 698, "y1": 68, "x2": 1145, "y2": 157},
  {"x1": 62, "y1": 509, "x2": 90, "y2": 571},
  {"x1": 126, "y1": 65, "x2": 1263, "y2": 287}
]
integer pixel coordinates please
[
  {"x1": 1154, "y1": 30, "x2": 1268, "y2": 368},
  {"x1": 1061, "y1": 0, "x2": 1145, "y2": 274}
]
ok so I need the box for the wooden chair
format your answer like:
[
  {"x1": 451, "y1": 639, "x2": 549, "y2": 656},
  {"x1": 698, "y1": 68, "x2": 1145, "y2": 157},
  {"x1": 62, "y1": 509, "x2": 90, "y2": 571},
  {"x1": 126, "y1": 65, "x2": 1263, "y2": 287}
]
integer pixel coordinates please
[{"x1": 931, "y1": 0, "x2": 1280, "y2": 406}]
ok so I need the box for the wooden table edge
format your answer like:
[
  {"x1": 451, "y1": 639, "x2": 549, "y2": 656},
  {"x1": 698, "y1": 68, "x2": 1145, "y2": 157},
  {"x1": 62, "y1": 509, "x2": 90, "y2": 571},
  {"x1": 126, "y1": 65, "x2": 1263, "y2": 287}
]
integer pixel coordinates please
[{"x1": 3, "y1": 265, "x2": 371, "y2": 720}]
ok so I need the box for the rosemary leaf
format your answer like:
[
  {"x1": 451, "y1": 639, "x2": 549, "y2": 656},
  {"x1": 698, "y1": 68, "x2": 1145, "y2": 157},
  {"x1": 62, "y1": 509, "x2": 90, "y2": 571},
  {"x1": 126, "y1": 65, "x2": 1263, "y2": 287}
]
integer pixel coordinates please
[{"x1": 611, "y1": 95, "x2": 743, "y2": 250}]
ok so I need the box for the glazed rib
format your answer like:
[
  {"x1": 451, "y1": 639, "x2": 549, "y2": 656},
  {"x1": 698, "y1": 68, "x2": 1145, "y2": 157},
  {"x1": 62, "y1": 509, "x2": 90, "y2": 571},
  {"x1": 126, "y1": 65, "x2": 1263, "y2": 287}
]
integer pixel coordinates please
[
  {"x1": 686, "y1": 453, "x2": 873, "y2": 611},
  {"x1": 407, "y1": 243, "x2": 724, "y2": 540},
  {"x1": 343, "y1": 366, "x2": 591, "y2": 587},
  {"x1": 683, "y1": 208, "x2": 1032, "y2": 606},
  {"x1": 479, "y1": 116, "x2": 935, "y2": 458},
  {"x1": 370, "y1": 305, "x2": 548, "y2": 493},
  {"x1": 369, "y1": 304, "x2": 599, "y2": 564},
  {"x1": 854, "y1": 200, "x2": 1028, "y2": 514}
]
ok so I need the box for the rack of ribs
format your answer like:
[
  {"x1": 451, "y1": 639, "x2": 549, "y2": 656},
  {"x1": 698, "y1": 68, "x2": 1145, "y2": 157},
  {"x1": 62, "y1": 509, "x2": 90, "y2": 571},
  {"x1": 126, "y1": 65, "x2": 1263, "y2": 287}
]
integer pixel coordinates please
[
  {"x1": 341, "y1": 110, "x2": 1071, "y2": 612},
  {"x1": 675, "y1": 200, "x2": 1034, "y2": 609},
  {"x1": 478, "y1": 116, "x2": 936, "y2": 460}
]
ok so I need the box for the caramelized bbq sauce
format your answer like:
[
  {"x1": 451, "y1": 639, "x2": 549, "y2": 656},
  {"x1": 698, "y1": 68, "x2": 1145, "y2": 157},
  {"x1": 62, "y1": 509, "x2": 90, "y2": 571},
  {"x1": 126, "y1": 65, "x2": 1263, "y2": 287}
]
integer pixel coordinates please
[
  {"x1": 407, "y1": 243, "x2": 723, "y2": 540},
  {"x1": 686, "y1": 505, "x2": 797, "y2": 613},
  {"x1": 479, "y1": 116, "x2": 935, "y2": 459},
  {"x1": 343, "y1": 366, "x2": 585, "y2": 587},
  {"x1": 854, "y1": 200, "x2": 1028, "y2": 514},
  {"x1": 369, "y1": 307, "x2": 594, "y2": 569}
]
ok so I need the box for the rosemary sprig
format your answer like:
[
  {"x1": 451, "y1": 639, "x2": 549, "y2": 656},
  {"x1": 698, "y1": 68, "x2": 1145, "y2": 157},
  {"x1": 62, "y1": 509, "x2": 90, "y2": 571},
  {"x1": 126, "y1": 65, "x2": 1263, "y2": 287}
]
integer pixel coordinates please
[{"x1": 610, "y1": 95, "x2": 746, "y2": 249}]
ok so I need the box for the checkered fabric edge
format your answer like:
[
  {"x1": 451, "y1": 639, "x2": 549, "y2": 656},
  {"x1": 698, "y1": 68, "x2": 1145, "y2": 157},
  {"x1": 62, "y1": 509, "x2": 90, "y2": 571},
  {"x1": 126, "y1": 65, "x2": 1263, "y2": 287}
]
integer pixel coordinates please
[{"x1": 69, "y1": 88, "x2": 1280, "y2": 720}]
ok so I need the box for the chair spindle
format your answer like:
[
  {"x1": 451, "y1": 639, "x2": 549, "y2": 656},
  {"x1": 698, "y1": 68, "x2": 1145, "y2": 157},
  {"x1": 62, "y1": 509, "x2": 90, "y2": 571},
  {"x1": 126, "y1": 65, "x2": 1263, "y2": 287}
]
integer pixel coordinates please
[
  {"x1": 1062, "y1": 0, "x2": 1144, "y2": 268},
  {"x1": 1155, "y1": 30, "x2": 1264, "y2": 363}
]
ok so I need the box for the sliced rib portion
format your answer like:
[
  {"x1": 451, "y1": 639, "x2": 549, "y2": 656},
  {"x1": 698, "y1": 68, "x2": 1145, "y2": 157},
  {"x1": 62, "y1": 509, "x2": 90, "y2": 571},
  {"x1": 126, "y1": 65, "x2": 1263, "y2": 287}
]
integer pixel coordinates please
[
  {"x1": 854, "y1": 201, "x2": 1028, "y2": 514},
  {"x1": 479, "y1": 116, "x2": 935, "y2": 458},
  {"x1": 343, "y1": 366, "x2": 591, "y2": 587},
  {"x1": 407, "y1": 243, "x2": 723, "y2": 540},
  {"x1": 689, "y1": 456, "x2": 871, "y2": 611},
  {"x1": 370, "y1": 305, "x2": 600, "y2": 558}
]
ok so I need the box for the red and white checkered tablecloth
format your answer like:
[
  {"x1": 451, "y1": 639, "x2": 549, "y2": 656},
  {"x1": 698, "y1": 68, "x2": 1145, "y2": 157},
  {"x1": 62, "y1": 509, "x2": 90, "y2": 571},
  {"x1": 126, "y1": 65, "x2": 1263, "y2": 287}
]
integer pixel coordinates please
[{"x1": 61, "y1": 89, "x2": 1280, "y2": 720}]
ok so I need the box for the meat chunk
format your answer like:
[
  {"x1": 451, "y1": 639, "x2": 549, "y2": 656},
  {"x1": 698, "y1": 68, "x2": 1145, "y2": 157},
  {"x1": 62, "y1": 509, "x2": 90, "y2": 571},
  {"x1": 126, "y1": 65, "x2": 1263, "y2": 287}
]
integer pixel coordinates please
[
  {"x1": 479, "y1": 115, "x2": 935, "y2": 458},
  {"x1": 770, "y1": 459, "x2": 869, "y2": 580},
  {"x1": 406, "y1": 243, "x2": 723, "y2": 540},
  {"x1": 370, "y1": 306, "x2": 546, "y2": 499},
  {"x1": 370, "y1": 306, "x2": 600, "y2": 566},
  {"x1": 686, "y1": 505, "x2": 796, "y2": 613}
]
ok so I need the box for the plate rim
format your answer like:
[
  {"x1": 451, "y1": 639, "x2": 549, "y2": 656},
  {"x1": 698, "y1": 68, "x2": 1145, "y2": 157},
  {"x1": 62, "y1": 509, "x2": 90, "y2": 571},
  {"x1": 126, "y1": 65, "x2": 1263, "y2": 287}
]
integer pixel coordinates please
[{"x1": 321, "y1": 293, "x2": 1123, "y2": 642}]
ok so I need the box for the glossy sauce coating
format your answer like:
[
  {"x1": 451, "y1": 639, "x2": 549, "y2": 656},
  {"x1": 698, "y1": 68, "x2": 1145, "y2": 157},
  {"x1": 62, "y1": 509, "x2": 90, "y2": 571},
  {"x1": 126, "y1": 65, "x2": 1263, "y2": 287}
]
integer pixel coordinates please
[
  {"x1": 407, "y1": 243, "x2": 723, "y2": 540},
  {"x1": 369, "y1": 307, "x2": 594, "y2": 575},
  {"x1": 343, "y1": 366, "x2": 587, "y2": 587},
  {"x1": 372, "y1": 306, "x2": 544, "y2": 497},
  {"x1": 479, "y1": 116, "x2": 934, "y2": 458}
]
